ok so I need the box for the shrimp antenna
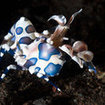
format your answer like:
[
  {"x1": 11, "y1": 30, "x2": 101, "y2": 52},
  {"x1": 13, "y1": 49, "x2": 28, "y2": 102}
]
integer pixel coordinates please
[{"x1": 67, "y1": 8, "x2": 83, "y2": 26}]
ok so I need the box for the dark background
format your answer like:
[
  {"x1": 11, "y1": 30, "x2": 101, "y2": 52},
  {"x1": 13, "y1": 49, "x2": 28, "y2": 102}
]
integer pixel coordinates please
[{"x1": 0, "y1": 0, "x2": 105, "y2": 105}]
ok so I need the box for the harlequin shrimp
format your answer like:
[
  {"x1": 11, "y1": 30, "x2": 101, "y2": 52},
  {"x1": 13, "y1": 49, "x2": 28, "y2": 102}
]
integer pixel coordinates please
[{"x1": 0, "y1": 9, "x2": 96, "y2": 92}]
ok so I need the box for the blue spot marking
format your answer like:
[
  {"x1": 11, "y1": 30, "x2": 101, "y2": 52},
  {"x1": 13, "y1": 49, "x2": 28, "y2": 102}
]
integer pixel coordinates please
[
  {"x1": 11, "y1": 35, "x2": 16, "y2": 41},
  {"x1": 25, "y1": 25, "x2": 35, "y2": 33},
  {"x1": 88, "y1": 65, "x2": 97, "y2": 74},
  {"x1": 35, "y1": 67, "x2": 41, "y2": 71},
  {"x1": 8, "y1": 49, "x2": 15, "y2": 55},
  {"x1": 4, "y1": 68, "x2": 9, "y2": 74},
  {"x1": 19, "y1": 37, "x2": 33, "y2": 45},
  {"x1": 0, "y1": 48, "x2": 5, "y2": 53},
  {"x1": 40, "y1": 75, "x2": 47, "y2": 79},
  {"x1": 20, "y1": 55, "x2": 26, "y2": 58},
  {"x1": 16, "y1": 27, "x2": 23, "y2": 35},
  {"x1": 38, "y1": 43, "x2": 60, "y2": 61},
  {"x1": 44, "y1": 63, "x2": 62, "y2": 76},
  {"x1": 86, "y1": 62, "x2": 97, "y2": 74},
  {"x1": 34, "y1": 67, "x2": 41, "y2": 74},
  {"x1": 0, "y1": 48, "x2": 15, "y2": 56},
  {"x1": 16, "y1": 44, "x2": 21, "y2": 51},
  {"x1": 24, "y1": 58, "x2": 37, "y2": 68}
]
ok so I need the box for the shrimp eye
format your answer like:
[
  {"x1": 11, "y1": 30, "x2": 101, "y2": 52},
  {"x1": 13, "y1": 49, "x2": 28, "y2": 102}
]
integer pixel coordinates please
[
  {"x1": 77, "y1": 51, "x2": 94, "y2": 62},
  {"x1": 72, "y1": 41, "x2": 88, "y2": 53}
]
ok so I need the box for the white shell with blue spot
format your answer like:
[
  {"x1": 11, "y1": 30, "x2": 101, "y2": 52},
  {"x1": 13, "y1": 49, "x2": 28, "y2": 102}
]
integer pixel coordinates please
[
  {"x1": 21, "y1": 40, "x2": 65, "y2": 76},
  {"x1": 10, "y1": 17, "x2": 36, "y2": 49}
]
